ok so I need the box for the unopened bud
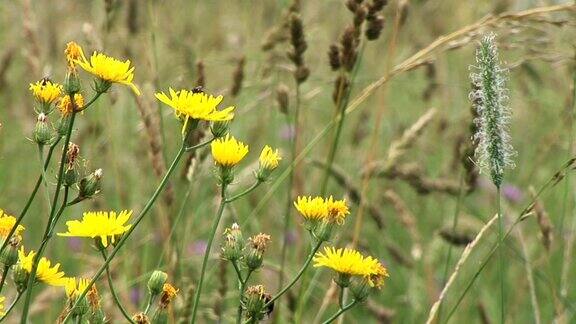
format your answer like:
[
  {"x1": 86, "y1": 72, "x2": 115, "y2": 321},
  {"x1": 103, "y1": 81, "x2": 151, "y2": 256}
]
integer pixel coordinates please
[
  {"x1": 243, "y1": 285, "x2": 271, "y2": 321},
  {"x1": 64, "y1": 70, "x2": 81, "y2": 95},
  {"x1": 0, "y1": 236, "x2": 20, "y2": 267},
  {"x1": 13, "y1": 264, "x2": 29, "y2": 292},
  {"x1": 132, "y1": 312, "x2": 150, "y2": 324},
  {"x1": 147, "y1": 270, "x2": 168, "y2": 296},
  {"x1": 221, "y1": 223, "x2": 244, "y2": 262},
  {"x1": 244, "y1": 233, "x2": 271, "y2": 271},
  {"x1": 33, "y1": 114, "x2": 54, "y2": 146},
  {"x1": 77, "y1": 169, "x2": 103, "y2": 201},
  {"x1": 210, "y1": 121, "x2": 229, "y2": 138}
]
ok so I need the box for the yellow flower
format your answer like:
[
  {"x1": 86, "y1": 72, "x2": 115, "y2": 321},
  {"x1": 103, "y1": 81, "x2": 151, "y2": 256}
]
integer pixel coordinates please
[
  {"x1": 57, "y1": 210, "x2": 133, "y2": 248},
  {"x1": 0, "y1": 296, "x2": 4, "y2": 316},
  {"x1": 65, "y1": 41, "x2": 84, "y2": 69},
  {"x1": 0, "y1": 209, "x2": 25, "y2": 240},
  {"x1": 325, "y1": 196, "x2": 349, "y2": 225},
  {"x1": 159, "y1": 283, "x2": 179, "y2": 308},
  {"x1": 155, "y1": 88, "x2": 235, "y2": 134},
  {"x1": 313, "y1": 247, "x2": 382, "y2": 277},
  {"x1": 65, "y1": 277, "x2": 89, "y2": 299},
  {"x1": 294, "y1": 196, "x2": 328, "y2": 221},
  {"x1": 29, "y1": 79, "x2": 62, "y2": 104},
  {"x1": 75, "y1": 49, "x2": 140, "y2": 95},
  {"x1": 18, "y1": 248, "x2": 67, "y2": 286},
  {"x1": 367, "y1": 263, "x2": 389, "y2": 288},
  {"x1": 259, "y1": 145, "x2": 281, "y2": 171},
  {"x1": 58, "y1": 93, "x2": 85, "y2": 116},
  {"x1": 211, "y1": 134, "x2": 249, "y2": 167}
]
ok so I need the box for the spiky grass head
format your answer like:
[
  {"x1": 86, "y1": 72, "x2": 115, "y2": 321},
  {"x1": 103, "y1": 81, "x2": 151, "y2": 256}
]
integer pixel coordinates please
[{"x1": 470, "y1": 33, "x2": 515, "y2": 187}]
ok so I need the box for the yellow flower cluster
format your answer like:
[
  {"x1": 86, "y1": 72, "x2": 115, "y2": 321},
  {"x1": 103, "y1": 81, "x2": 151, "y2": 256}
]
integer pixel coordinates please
[
  {"x1": 58, "y1": 93, "x2": 85, "y2": 116},
  {"x1": 313, "y1": 247, "x2": 388, "y2": 288},
  {"x1": 211, "y1": 135, "x2": 249, "y2": 168},
  {"x1": 294, "y1": 195, "x2": 349, "y2": 224},
  {"x1": 18, "y1": 248, "x2": 67, "y2": 286},
  {"x1": 58, "y1": 210, "x2": 133, "y2": 248}
]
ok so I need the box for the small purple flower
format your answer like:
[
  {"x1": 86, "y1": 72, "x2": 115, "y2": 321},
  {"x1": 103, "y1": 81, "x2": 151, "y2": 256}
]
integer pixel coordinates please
[
  {"x1": 279, "y1": 125, "x2": 295, "y2": 141},
  {"x1": 130, "y1": 287, "x2": 141, "y2": 306},
  {"x1": 188, "y1": 240, "x2": 208, "y2": 256},
  {"x1": 502, "y1": 184, "x2": 523, "y2": 204},
  {"x1": 67, "y1": 237, "x2": 82, "y2": 252}
]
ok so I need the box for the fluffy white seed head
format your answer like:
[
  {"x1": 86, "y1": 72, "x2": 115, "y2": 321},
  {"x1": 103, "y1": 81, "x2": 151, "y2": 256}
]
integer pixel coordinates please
[{"x1": 470, "y1": 33, "x2": 515, "y2": 187}]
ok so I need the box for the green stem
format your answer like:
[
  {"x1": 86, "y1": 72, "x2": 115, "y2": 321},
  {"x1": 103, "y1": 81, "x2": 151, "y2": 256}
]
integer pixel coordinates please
[
  {"x1": 338, "y1": 287, "x2": 345, "y2": 309},
  {"x1": 76, "y1": 91, "x2": 105, "y2": 113},
  {"x1": 236, "y1": 269, "x2": 253, "y2": 324},
  {"x1": 21, "y1": 106, "x2": 77, "y2": 323},
  {"x1": 319, "y1": 42, "x2": 366, "y2": 196},
  {"x1": 185, "y1": 138, "x2": 214, "y2": 152},
  {"x1": 101, "y1": 250, "x2": 134, "y2": 323},
  {"x1": 62, "y1": 142, "x2": 188, "y2": 323},
  {"x1": 0, "y1": 137, "x2": 61, "y2": 254},
  {"x1": 144, "y1": 294, "x2": 155, "y2": 315},
  {"x1": 321, "y1": 300, "x2": 358, "y2": 324},
  {"x1": 190, "y1": 183, "x2": 228, "y2": 323},
  {"x1": 0, "y1": 266, "x2": 9, "y2": 295},
  {"x1": 277, "y1": 83, "x2": 301, "y2": 321},
  {"x1": 37, "y1": 144, "x2": 53, "y2": 211},
  {"x1": 74, "y1": 315, "x2": 82, "y2": 324},
  {"x1": 437, "y1": 173, "x2": 465, "y2": 322},
  {"x1": 497, "y1": 185, "x2": 505, "y2": 324},
  {"x1": 226, "y1": 181, "x2": 261, "y2": 203},
  {"x1": 265, "y1": 241, "x2": 322, "y2": 309}
]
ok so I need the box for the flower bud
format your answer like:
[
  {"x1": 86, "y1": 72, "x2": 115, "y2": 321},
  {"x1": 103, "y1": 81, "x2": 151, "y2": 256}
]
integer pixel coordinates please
[
  {"x1": 64, "y1": 70, "x2": 81, "y2": 95},
  {"x1": 313, "y1": 220, "x2": 335, "y2": 242},
  {"x1": 69, "y1": 295, "x2": 89, "y2": 317},
  {"x1": 0, "y1": 236, "x2": 21, "y2": 268},
  {"x1": 94, "y1": 79, "x2": 112, "y2": 94},
  {"x1": 350, "y1": 277, "x2": 371, "y2": 302},
  {"x1": 33, "y1": 114, "x2": 54, "y2": 146},
  {"x1": 77, "y1": 169, "x2": 103, "y2": 201},
  {"x1": 63, "y1": 143, "x2": 80, "y2": 187},
  {"x1": 244, "y1": 233, "x2": 270, "y2": 271},
  {"x1": 147, "y1": 270, "x2": 168, "y2": 297},
  {"x1": 13, "y1": 264, "x2": 29, "y2": 292},
  {"x1": 255, "y1": 145, "x2": 281, "y2": 182},
  {"x1": 210, "y1": 121, "x2": 229, "y2": 138},
  {"x1": 159, "y1": 283, "x2": 178, "y2": 309},
  {"x1": 218, "y1": 166, "x2": 235, "y2": 186},
  {"x1": 56, "y1": 114, "x2": 72, "y2": 136},
  {"x1": 87, "y1": 285, "x2": 106, "y2": 324},
  {"x1": 334, "y1": 273, "x2": 351, "y2": 288},
  {"x1": 242, "y1": 285, "x2": 272, "y2": 321},
  {"x1": 132, "y1": 312, "x2": 150, "y2": 324},
  {"x1": 221, "y1": 223, "x2": 244, "y2": 262}
]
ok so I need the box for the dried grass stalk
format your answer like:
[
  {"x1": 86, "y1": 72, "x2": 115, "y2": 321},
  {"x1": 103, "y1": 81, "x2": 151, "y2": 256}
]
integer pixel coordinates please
[{"x1": 426, "y1": 214, "x2": 498, "y2": 324}]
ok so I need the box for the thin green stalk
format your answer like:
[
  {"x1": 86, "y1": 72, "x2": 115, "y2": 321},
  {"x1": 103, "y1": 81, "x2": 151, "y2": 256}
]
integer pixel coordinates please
[
  {"x1": 265, "y1": 241, "x2": 322, "y2": 309},
  {"x1": 144, "y1": 294, "x2": 155, "y2": 315},
  {"x1": 338, "y1": 287, "x2": 344, "y2": 309},
  {"x1": 276, "y1": 83, "x2": 301, "y2": 322},
  {"x1": 226, "y1": 181, "x2": 261, "y2": 203},
  {"x1": 321, "y1": 300, "x2": 358, "y2": 324},
  {"x1": 497, "y1": 186, "x2": 505, "y2": 324},
  {"x1": 21, "y1": 107, "x2": 77, "y2": 323},
  {"x1": 560, "y1": 62, "x2": 576, "y2": 297},
  {"x1": 0, "y1": 137, "x2": 61, "y2": 254},
  {"x1": 319, "y1": 42, "x2": 366, "y2": 196},
  {"x1": 74, "y1": 315, "x2": 82, "y2": 324},
  {"x1": 62, "y1": 142, "x2": 189, "y2": 323},
  {"x1": 190, "y1": 183, "x2": 228, "y2": 323},
  {"x1": 236, "y1": 269, "x2": 253, "y2": 324},
  {"x1": 437, "y1": 173, "x2": 465, "y2": 322},
  {"x1": 37, "y1": 145, "x2": 53, "y2": 211},
  {"x1": 101, "y1": 250, "x2": 134, "y2": 323},
  {"x1": 0, "y1": 266, "x2": 9, "y2": 295}
]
